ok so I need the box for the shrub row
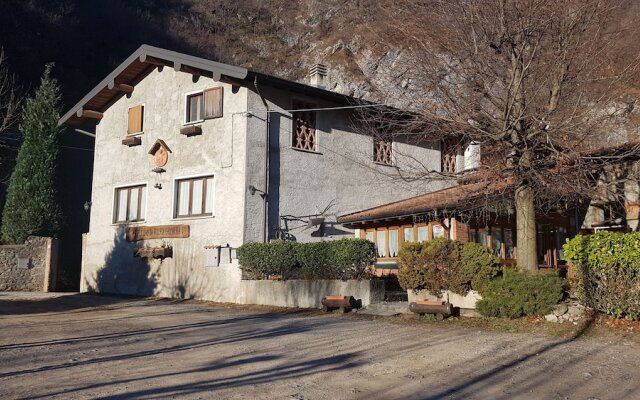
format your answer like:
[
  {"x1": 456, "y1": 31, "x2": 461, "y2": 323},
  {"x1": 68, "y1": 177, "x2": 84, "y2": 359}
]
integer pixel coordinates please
[
  {"x1": 476, "y1": 270, "x2": 564, "y2": 319},
  {"x1": 563, "y1": 231, "x2": 640, "y2": 320},
  {"x1": 236, "y1": 239, "x2": 376, "y2": 280},
  {"x1": 397, "y1": 238, "x2": 502, "y2": 296},
  {"x1": 398, "y1": 238, "x2": 565, "y2": 318}
]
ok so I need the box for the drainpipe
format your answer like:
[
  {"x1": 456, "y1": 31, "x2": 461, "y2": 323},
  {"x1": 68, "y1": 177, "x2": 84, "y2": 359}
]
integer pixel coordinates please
[{"x1": 253, "y1": 75, "x2": 270, "y2": 243}]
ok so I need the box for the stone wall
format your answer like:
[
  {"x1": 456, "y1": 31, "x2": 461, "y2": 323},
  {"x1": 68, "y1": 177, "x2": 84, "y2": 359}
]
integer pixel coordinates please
[{"x1": 0, "y1": 236, "x2": 58, "y2": 292}]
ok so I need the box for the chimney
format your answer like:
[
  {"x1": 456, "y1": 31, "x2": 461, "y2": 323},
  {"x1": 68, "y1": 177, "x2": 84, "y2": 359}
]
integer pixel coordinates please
[{"x1": 309, "y1": 63, "x2": 328, "y2": 88}]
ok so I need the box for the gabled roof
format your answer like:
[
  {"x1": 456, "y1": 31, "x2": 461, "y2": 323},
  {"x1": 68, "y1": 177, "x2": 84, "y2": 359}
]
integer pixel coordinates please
[{"x1": 59, "y1": 45, "x2": 365, "y2": 127}]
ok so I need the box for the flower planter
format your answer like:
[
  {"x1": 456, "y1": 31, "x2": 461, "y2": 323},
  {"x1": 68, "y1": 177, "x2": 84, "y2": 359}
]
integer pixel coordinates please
[{"x1": 134, "y1": 246, "x2": 173, "y2": 260}]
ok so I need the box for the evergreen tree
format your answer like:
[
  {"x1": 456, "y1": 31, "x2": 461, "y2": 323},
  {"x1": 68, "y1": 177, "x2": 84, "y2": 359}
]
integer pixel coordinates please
[{"x1": 1, "y1": 64, "x2": 63, "y2": 243}]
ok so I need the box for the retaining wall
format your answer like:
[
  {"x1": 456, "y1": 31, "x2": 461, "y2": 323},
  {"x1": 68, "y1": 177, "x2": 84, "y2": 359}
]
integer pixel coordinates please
[
  {"x1": 237, "y1": 279, "x2": 375, "y2": 309},
  {"x1": 0, "y1": 236, "x2": 58, "y2": 292}
]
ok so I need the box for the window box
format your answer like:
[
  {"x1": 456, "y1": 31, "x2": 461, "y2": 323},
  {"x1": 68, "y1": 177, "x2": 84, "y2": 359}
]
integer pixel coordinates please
[
  {"x1": 122, "y1": 136, "x2": 142, "y2": 147},
  {"x1": 134, "y1": 245, "x2": 173, "y2": 260},
  {"x1": 180, "y1": 125, "x2": 202, "y2": 137}
]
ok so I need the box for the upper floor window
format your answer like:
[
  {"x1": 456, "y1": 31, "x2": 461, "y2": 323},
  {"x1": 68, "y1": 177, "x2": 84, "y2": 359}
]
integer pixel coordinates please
[
  {"x1": 291, "y1": 99, "x2": 317, "y2": 152},
  {"x1": 185, "y1": 88, "x2": 223, "y2": 124},
  {"x1": 175, "y1": 175, "x2": 214, "y2": 218},
  {"x1": 373, "y1": 136, "x2": 393, "y2": 165},
  {"x1": 186, "y1": 93, "x2": 203, "y2": 123},
  {"x1": 127, "y1": 105, "x2": 144, "y2": 135},
  {"x1": 441, "y1": 138, "x2": 459, "y2": 173},
  {"x1": 114, "y1": 185, "x2": 146, "y2": 223}
]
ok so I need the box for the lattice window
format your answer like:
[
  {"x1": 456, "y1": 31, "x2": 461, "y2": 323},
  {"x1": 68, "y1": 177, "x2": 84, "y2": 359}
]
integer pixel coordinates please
[
  {"x1": 292, "y1": 100, "x2": 317, "y2": 151},
  {"x1": 441, "y1": 139, "x2": 459, "y2": 173},
  {"x1": 373, "y1": 136, "x2": 393, "y2": 165}
]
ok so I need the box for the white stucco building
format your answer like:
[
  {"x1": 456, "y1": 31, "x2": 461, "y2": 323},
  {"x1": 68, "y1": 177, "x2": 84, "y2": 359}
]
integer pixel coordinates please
[{"x1": 60, "y1": 45, "x2": 459, "y2": 301}]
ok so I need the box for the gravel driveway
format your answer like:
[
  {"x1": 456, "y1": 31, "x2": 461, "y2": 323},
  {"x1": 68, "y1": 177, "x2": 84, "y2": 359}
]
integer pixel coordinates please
[{"x1": 1, "y1": 292, "x2": 639, "y2": 400}]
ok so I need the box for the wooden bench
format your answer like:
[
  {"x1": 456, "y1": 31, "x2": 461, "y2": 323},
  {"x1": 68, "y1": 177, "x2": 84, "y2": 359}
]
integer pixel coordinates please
[
  {"x1": 321, "y1": 295, "x2": 357, "y2": 313},
  {"x1": 409, "y1": 300, "x2": 453, "y2": 320}
]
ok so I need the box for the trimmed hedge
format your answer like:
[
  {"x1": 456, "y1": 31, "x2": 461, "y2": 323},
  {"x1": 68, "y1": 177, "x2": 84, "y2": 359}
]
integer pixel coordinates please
[
  {"x1": 563, "y1": 231, "x2": 640, "y2": 320},
  {"x1": 237, "y1": 239, "x2": 376, "y2": 280},
  {"x1": 476, "y1": 269, "x2": 564, "y2": 319},
  {"x1": 397, "y1": 238, "x2": 501, "y2": 296}
]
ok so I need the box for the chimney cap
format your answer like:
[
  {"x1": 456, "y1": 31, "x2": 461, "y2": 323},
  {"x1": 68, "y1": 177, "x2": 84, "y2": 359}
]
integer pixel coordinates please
[{"x1": 310, "y1": 63, "x2": 328, "y2": 76}]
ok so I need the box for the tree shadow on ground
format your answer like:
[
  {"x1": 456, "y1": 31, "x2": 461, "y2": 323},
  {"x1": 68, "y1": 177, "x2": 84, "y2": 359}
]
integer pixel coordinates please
[
  {"x1": 0, "y1": 292, "x2": 133, "y2": 316},
  {"x1": 419, "y1": 313, "x2": 599, "y2": 400}
]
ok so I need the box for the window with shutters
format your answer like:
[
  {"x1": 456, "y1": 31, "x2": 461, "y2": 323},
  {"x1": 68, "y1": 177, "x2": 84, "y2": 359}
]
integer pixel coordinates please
[
  {"x1": 291, "y1": 99, "x2": 317, "y2": 152},
  {"x1": 186, "y1": 93, "x2": 203, "y2": 123},
  {"x1": 373, "y1": 136, "x2": 393, "y2": 165},
  {"x1": 185, "y1": 88, "x2": 223, "y2": 124},
  {"x1": 174, "y1": 175, "x2": 214, "y2": 218},
  {"x1": 441, "y1": 139, "x2": 459, "y2": 174},
  {"x1": 127, "y1": 105, "x2": 144, "y2": 135},
  {"x1": 113, "y1": 185, "x2": 146, "y2": 223}
]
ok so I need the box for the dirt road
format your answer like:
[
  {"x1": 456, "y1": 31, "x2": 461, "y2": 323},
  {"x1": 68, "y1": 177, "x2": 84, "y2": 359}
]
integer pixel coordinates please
[{"x1": 1, "y1": 292, "x2": 638, "y2": 399}]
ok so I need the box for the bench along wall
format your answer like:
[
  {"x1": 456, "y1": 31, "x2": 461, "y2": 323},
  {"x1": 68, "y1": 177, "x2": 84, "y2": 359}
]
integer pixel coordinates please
[{"x1": 0, "y1": 236, "x2": 59, "y2": 292}]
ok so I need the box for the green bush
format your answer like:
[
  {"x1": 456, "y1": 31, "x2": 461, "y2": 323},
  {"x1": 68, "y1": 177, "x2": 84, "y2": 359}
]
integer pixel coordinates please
[
  {"x1": 236, "y1": 240, "x2": 298, "y2": 279},
  {"x1": 237, "y1": 239, "x2": 375, "y2": 280},
  {"x1": 563, "y1": 231, "x2": 640, "y2": 320},
  {"x1": 397, "y1": 238, "x2": 501, "y2": 295},
  {"x1": 476, "y1": 269, "x2": 564, "y2": 319},
  {"x1": 328, "y1": 238, "x2": 376, "y2": 280},
  {"x1": 296, "y1": 241, "x2": 330, "y2": 279},
  {"x1": 458, "y1": 242, "x2": 503, "y2": 294}
]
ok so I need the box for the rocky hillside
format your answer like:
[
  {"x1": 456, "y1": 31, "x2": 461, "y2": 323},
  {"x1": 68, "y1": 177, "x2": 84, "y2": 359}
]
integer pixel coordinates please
[{"x1": 0, "y1": 0, "x2": 415, "y2": 108}]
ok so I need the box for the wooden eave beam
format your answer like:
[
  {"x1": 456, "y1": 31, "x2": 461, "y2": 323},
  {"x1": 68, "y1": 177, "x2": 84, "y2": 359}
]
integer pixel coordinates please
[
  {"x1": 108, "y1": 80, "x2": 134, "y2": 94},
  {"x1": 76, "y1": 108, "x2": 103, "y2": 120},
  {"x1": 139, "y1": 54, "x2": 170, "y2": 67}
]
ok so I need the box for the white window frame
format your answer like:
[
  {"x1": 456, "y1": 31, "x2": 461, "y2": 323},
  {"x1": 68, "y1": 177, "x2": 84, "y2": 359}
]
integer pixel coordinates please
[
  {"x1": 112, "y1": 182, "x2": 148, "y2": 225},
  {"x1": 126, "y1": 103, "x2": 146, "y2": 136},
  {"x1": 171, "y1": 173, "x2": 216, "y2": 220},
  {"x1": 183, "y1": 90, "x2": 204, "y2": 126}
]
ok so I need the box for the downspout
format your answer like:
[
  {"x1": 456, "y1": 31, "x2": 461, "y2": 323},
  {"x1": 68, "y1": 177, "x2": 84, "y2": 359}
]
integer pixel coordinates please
[{"x1": 253, "y1": 75, "x2": 270, "y2": 243}]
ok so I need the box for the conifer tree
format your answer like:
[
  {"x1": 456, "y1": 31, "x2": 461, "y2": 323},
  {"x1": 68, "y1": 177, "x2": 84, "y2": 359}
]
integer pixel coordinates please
[{"x1": 1, "y1": 64, "x2": 62, "y2": 243}]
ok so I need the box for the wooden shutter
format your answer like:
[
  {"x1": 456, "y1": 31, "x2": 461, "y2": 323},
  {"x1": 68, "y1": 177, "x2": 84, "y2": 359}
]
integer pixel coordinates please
[
  {"x1": 203, "y1": 87, "x2": 223, "y2": 119},
  {"x1": 127, "y1": 105, "x2": 144, "y2": 134}
]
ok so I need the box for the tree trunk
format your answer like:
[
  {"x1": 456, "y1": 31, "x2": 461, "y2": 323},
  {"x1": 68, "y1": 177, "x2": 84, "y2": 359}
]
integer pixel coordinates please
[{"x1": 516, "y1": 185, "x2": 538, "y2": 272}]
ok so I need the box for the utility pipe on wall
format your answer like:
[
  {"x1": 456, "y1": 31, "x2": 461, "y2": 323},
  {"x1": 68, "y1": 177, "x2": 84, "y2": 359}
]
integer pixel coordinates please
[{"x1": 253, "y1": 76, "x2": 270, "y2": 243}]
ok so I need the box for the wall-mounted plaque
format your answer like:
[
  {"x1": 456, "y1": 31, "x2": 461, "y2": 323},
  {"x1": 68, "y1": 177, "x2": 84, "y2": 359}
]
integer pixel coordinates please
[
  {"x1": 148, "y1": 139, "x2": 172, "y2": 168},
  {"x1": 126, "y1": 225, "x2": 189, "y2": 242}
]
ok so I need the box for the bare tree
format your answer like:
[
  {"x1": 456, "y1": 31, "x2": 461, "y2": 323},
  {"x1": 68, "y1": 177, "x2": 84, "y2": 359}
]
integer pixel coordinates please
[
  {"x1": 366, "y1": 0, "x2": 640, "y2": 271},
  {"x1": 0, "y1": 49, "x2": 20, "y2": 136}
]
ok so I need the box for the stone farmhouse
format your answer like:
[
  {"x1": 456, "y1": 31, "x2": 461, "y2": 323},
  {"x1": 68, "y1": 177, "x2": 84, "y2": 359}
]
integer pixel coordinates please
[
  {"x1": 60, "y1": 45, "x2": 639, "y2": 303},
  {"x1": 59, "y1": 45, "x2": 482, "y2": 301}
]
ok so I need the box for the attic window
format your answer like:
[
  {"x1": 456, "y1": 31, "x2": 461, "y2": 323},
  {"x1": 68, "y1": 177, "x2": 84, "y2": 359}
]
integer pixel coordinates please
[
  {"x1": 127, "y1": 105, "x2": 144, "y2": 135},
  {"x1": 185, "y1": 87, "x2": 223, "y2": 124},
  {"x1": 441, "y1": 139, "x2": 459, "y2": 174},
  {"x1": 186, "y1": 93, "x2": 203, "y2": 123},
  {"x1": 291, "y1": 99, "x2": 317, "y2": 152},
  {"x1": 373, "y1": 136, "x2": 393, "y2": 165}
]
